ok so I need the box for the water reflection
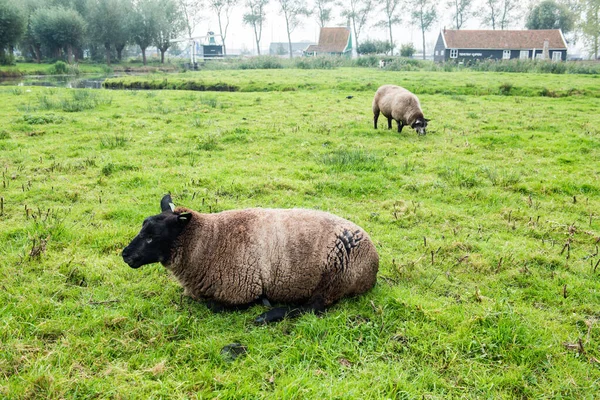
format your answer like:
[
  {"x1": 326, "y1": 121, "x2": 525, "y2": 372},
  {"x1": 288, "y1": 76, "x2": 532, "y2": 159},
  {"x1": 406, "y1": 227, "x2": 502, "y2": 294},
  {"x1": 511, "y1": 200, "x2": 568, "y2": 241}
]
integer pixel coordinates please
[{"x1": 0, "y1": 74, "x2": 115, "y2": 89}]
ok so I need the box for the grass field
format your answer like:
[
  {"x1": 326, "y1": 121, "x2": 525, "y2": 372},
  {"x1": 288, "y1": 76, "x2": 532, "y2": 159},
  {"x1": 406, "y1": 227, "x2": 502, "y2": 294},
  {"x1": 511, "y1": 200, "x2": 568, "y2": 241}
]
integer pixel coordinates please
[{"x1": 1, "y1": 68, "x2": 600, "y2": 398}]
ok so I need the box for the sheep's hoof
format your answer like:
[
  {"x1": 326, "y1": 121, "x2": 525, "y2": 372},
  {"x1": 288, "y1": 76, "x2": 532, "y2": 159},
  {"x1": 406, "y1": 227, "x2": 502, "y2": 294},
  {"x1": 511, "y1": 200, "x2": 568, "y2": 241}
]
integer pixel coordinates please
[{"x1": 255, "y1": 307, "x2": 291, "y2": 324}]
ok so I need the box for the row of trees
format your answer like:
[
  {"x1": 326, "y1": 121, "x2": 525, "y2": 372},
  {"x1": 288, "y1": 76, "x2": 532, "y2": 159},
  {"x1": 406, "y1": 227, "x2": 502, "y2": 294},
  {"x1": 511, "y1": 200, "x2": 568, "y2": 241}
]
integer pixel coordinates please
[{"x1": 1, "y1": 0, "x2": 600, "y2": 65}]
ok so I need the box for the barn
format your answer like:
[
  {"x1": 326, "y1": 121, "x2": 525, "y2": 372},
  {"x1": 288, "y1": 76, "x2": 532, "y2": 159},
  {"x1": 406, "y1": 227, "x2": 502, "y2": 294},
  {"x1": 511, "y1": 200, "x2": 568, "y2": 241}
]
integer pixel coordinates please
[
  {"x1": 304, "y1": 27, "x2": 352, "y2": 57},
  {"x1": 433, "y1": 29, "x2": 568, "y2": 63}
]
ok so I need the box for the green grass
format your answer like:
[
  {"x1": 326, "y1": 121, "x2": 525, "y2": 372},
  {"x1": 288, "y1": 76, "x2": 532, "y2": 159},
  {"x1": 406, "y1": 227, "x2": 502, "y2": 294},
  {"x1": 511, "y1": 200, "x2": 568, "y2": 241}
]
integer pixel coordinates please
[
  {"x1": 1, "y1": 69, "x2": 600, "y2": 398},
  {"x1": 103, "y1": 68, "x2": 600, "y2": 98}
]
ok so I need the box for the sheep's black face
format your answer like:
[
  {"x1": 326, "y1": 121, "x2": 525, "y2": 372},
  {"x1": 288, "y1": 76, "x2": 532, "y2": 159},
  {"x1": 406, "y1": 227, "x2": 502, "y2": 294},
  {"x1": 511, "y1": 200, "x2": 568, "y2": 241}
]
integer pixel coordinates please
[
  {"x1": 412, "y1": 118, "x2": 429, "y2": 135},
  {"x1": 122, "y1": 212, "x2": 191, "y2": 269}
]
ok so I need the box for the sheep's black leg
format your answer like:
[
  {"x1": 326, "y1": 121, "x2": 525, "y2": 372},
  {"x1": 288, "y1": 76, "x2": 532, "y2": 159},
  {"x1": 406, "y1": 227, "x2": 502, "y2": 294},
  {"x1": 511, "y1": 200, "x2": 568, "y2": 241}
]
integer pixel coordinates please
[
  {"x1": 373, "y1": 113, "x2": 379, "y2": 129},
  {"x1": 205, "y1": 299, "x2": 260, "y2": 313},
  {"x1": 255, "y1": 297, "x2": 326, "y2": 324},
  {"x1": 397, "y1": 121, "x2": 404, "y2": 133},
  {"x1": 387, "y1": 118, "x2": 393, "y2": 129}
]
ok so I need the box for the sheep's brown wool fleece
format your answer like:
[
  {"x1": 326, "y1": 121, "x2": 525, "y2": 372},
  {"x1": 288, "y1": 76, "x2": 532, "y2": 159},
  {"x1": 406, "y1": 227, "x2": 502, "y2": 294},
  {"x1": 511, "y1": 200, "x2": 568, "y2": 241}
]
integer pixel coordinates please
[
  {"x1": 166, "y1": 207, "x2": 379, "y2": 306},
  {"x1": 373, "y1": 84, "x2": 424, "y2": 125}
]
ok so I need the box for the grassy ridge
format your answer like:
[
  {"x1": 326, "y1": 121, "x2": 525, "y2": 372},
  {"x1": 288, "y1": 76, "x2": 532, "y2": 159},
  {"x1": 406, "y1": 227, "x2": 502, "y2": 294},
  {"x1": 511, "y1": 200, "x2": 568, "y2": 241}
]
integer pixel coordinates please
[
  {"x1": 103, "y1": 68, "x2": 600, "y2": 98},
  {"x1": 1, "y1": 70, "x2": 600, "y2": 398}
]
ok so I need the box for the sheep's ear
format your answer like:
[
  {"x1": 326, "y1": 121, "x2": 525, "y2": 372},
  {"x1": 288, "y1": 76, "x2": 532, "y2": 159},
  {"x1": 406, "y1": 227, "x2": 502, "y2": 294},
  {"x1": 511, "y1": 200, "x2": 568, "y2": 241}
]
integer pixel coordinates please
[
  {"x1": 425, "y1": 118, "x2": 431, "y2": 122},
  {"x1": 177, "y1": 212, "x2": 192, "y2": 223},
  {"x1": 161, "y1": 194, "x2": 174, "y2": 212}
]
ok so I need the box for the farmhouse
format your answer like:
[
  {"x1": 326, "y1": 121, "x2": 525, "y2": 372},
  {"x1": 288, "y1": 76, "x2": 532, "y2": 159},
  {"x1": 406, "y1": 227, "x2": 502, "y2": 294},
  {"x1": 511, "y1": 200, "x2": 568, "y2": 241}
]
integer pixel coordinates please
[
  {"x1": 433, "y1": 29, "x2": 568, "y2": 63},
  {"x1": 304, "y1": 27, "x2": 353, "y2": 57}
]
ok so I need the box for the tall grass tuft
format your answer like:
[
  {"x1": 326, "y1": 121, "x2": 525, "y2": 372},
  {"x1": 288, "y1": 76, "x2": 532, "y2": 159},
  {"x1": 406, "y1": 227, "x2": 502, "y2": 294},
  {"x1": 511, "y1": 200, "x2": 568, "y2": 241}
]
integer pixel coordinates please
[
  {"x1": 99, "y1": 133, "x2": 128, "y2": 149},
  {"x1": 320, "y1": 149, "x2": 385, "y2": 172}
]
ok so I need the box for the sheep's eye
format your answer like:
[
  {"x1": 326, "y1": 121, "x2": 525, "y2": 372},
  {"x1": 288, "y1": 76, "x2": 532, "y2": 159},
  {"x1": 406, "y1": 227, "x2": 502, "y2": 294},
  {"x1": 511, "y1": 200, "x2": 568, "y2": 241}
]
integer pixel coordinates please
[{"x1": 146, "y1": 237, "x2": 153, "y2": 244}]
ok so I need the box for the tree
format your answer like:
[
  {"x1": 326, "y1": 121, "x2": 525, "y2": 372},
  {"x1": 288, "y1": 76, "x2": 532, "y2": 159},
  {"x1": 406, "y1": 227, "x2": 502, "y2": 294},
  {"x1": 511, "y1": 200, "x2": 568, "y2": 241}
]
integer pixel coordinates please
[
  {"x1": 375, "y1": 0, "x2": 402, "y2": 55},
  {"x1": 153, "y1": 0, "x2": 185, "y2": 63},
  {"x1": 581, "y1": 0, "x2": 600, "y2": 59},
  {"x1": 357, "y1": 39, "x2": 392, "y2": 54},
  {"x1": 400, "y1": 42, "x2": 416, "y2": 57},
  {"x1": 243, "y1": 0, "x2": 268, "y2": 55},
  {"x1": 18, "y1": 0, "x2": 44, "y2": 63},
  {"x1": 338, "y1": 0, "x2": 375, "y2": 51},
  {"x1": 179, "y1": 0, "x2": 203, "y2": 39},
  {"x1": 479, "y1": 0, "x2": 519, "y2": 29},
  {"x1": 411, "y1": 0, "x2": 437, "y2": 59},
  {"x1": 277, "y1": 0, "x2": 311, "y2": 58},
  {"x1": 209, "y1": 0, "x2": 239, "y2": 56},
  {"x1": 526, "y1": 0, "x2": 575, "y2": 33},
  {"x1": 88, "y1": 0, "x2": 132, "y2": 65},
  {"x1": 313, "y1": 0, "x2": 334, "y2": 27},
  {"x1": 130, "y1": 0, "x2": 158, "y2": 65},
  {"x1": 0, "y1": 0, "x2": 26, "y2": 64},
  {"x1": 447, "y1": 0, "x2": 473, "y2": 29},
  {"x1": 31, "y1": 6, "x2": 86, "y2": 63}
]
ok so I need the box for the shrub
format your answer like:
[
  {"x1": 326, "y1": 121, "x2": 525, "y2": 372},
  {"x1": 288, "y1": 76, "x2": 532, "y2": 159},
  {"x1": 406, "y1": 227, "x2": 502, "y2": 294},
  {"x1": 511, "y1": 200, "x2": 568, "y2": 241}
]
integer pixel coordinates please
[
  {"x1": 49, "y1": 61, "x2": 68, "y2": 74},
  {"x1": 400, "y1": 43, "x2": 416, "y2": 58}
]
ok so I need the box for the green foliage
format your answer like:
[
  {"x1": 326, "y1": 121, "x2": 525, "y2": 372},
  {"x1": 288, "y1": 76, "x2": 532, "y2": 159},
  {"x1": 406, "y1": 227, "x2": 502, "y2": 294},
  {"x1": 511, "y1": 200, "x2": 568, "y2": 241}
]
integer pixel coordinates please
[
  {"x1": 525, "y1": 0, "x2": 575, "y2": 33},
  {"x1": 30, "y1": 6, "x2": 86, "y2": 63},
  {"x1": 400, "y1": 43, "x2": 416, "y2": 57},
  {"x1": 358, "y1": 39, "x2": 392, "y2": 55},
  {"x1": 238, "y1": 55, "x2": 283, "y2": 69},
  {"x1": 0, "y1": 0, "x2": 25, "y2": 63},
  {"x1": 49, "y1": 60, "x2": 68, "y2": 74},
  {"x1": 1, "y1": 69, "x2": 600, "y2": 398}
]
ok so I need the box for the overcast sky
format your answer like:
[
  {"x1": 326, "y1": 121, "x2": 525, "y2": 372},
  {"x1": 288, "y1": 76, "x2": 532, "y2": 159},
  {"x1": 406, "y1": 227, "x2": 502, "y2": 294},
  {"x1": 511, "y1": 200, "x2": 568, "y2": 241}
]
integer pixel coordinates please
[
  {"x1": 191, "y1": 2, "x2": 529, "y2": 55},
  {"x1": 187, "y1": 1, "x2": 584, "y2": 57}
]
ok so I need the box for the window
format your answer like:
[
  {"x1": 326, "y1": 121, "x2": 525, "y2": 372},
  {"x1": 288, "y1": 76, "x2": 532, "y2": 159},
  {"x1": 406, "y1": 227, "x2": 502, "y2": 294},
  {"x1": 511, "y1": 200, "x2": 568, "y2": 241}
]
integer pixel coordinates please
[
  {"x1": 450, "y1": 49, "x2": 458, "y2": 58},
  {"x1": 520, "y1": 50, "x2": 529, "y2": 59},
  {"x1": 503, "y1": 50, "x2": 511, "y2": 59},
  {"x1": 552, "y1": 51, "x2": 562, "y2": 61}
]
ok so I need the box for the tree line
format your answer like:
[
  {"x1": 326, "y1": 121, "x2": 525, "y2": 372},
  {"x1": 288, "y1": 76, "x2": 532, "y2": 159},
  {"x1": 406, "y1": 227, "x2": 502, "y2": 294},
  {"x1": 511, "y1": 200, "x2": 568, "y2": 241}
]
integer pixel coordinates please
[{"x1": 1, "y1": 0, "x2": 599, "y2": 66}]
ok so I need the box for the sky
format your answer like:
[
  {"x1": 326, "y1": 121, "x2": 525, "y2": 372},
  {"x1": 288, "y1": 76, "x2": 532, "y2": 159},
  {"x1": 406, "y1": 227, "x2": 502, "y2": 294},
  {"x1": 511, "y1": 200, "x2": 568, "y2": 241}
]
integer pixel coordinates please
[
  {"x1": 192, "y1": 2, "x2": 476, "y2": 55},
  {"x1": 189, "y1": 1, "x2": 583, "y2": 57},
  {"x1": 189, "y1": 0, "x2": 521, "y2": 54}
]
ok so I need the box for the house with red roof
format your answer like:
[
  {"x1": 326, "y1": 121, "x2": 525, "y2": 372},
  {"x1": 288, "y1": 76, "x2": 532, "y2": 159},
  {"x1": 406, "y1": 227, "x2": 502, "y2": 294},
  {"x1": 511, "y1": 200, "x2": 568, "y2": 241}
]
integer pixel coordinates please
[
  {"x1": 433, "y1": 29, "x2": 568, "y2": 63},
  {"x1": 304, "y1": 27, "x2": 352, "y2": 57}
]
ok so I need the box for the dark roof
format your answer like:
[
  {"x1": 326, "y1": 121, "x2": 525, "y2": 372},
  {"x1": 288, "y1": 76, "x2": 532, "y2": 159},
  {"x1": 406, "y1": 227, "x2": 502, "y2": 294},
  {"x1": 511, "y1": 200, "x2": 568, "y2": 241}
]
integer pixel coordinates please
[
  {"x1": 442, "y1": 29, "x2": 567, "y2": 50},
  {"x1": 305, "y1": 27, "x2": 350, "y2": 53}
]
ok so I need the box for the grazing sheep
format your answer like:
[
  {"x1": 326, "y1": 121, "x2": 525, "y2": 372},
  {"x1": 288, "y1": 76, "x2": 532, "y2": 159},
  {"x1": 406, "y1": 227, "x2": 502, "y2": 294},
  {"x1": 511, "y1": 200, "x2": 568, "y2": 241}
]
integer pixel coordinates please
[
  {"x1": 122, "y1": 195, "x2": 379, "y2": 324},
  {"x1": 372, "y1": 84, "x2": 429, "y2": 135}
]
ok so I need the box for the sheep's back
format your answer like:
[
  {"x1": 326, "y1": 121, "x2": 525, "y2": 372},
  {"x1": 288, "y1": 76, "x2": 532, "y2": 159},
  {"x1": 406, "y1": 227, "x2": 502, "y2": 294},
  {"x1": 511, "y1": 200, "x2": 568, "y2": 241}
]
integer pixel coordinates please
[
  {"x1": 173, "y1": 208, "x2": 378, "y2": 305},
  {"x1": 373, "y1": 85, "x2": 421, "y2": 122}
]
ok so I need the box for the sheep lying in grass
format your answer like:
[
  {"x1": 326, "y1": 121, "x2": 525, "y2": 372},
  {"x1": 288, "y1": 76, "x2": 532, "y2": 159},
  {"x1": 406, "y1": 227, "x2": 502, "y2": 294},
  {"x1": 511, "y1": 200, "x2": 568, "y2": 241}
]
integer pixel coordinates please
[
  {"x1": 373, "y1": 84, "x2": 429, "y2": 135},
  {"x1": 122, "y1": 195, "x2": 379, "y2": 324}
]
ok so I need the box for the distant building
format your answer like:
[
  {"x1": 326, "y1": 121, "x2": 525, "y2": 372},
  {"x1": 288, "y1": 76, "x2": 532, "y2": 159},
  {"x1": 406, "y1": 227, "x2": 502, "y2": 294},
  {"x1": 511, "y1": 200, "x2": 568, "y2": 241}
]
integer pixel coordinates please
[
  {"x1": 304, "y1": 27, "x2": 352, "y2": 57},
  {"x1": 434, "y1": 29, "x2": 568, "y2": 63},
  {"x1": 269, "y1": 42, "x2": 316, "y2": 57},
  {"x1": 197, "y1": 31, "x2": 223, "y2": 59}
]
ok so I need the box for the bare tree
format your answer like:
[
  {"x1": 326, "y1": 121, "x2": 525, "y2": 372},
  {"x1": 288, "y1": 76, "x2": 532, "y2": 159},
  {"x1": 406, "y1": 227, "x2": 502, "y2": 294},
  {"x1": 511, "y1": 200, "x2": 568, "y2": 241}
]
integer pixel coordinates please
[
  {"x1": 278, "y1": 0, "x2": 311, "y2": 58},
  {"x1": 499, "y1": 0, "x2": 520, "y2": 29},
  {"x1": 479, "y1": 0, "x2": 519, "y2": 29},
  {"x1": 479, "y1": 0, "x2": 499, "y2": 29},
  {"x1": 179, "y1": 0, "x2": 203, "y2": 39},
  {"x1": 338, "y1": 0, "x2": 375, "y2": 51},
  {"x1": 447, "y1": 0, "x2": 473, "y2": 29},
  {"x1": 209, "y1": 0, "x2": 238, "y2": 55},
  {"x1": 314, "y1": 0, "x2": 334, "y2": 27},
  {"x1": 581, "y1": 0, "x2": 600, "y2": 59},
  {"x1": 375, "y1": 0, "x2": 402, "y2": 55},
  {"x1": 411, "y1": 0, "x2": 437, "y2": 59},
  {"x1": 243, "y1": 0, "x2": 268, "y2": 55}
]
